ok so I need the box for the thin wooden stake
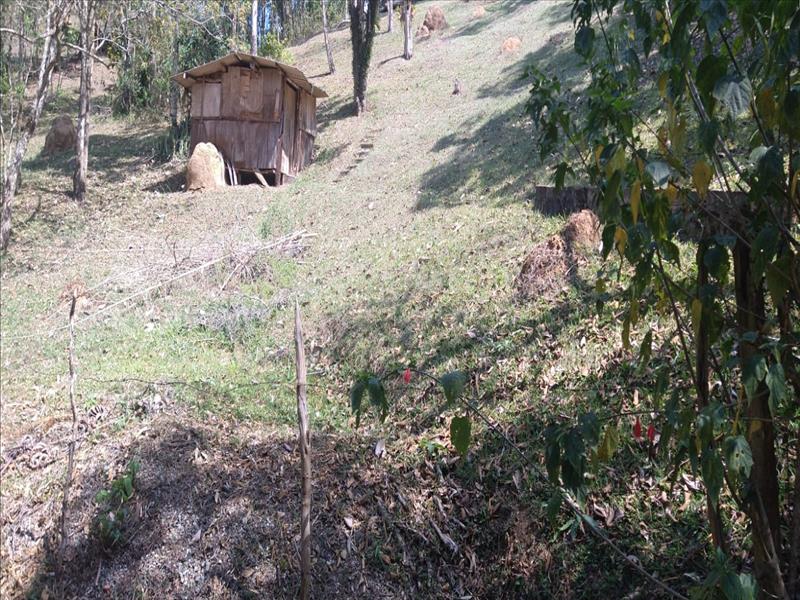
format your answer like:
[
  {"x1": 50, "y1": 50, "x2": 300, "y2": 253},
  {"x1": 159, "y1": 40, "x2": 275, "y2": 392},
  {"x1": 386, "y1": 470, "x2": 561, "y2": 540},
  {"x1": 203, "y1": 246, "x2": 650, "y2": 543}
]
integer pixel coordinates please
[
  {"x1": 294, "y1": 298, "x2": 311, "y2": 600},
  {"x1": 58, "y1": 292, "x2": 78, "y2": 589}
]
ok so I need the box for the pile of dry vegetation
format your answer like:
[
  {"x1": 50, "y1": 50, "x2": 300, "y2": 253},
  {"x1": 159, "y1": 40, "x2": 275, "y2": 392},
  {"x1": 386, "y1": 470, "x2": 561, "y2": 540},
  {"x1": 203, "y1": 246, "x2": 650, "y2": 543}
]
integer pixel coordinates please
[{"x1": 516, "y1": 209, "x2": 600, "y2": 299}]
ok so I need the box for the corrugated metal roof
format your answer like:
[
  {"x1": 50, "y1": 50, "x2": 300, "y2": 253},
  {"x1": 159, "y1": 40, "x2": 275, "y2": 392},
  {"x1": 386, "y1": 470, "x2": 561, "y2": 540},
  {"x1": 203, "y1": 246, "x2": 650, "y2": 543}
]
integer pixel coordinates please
[{"x1": 171, "y1": 52, "x2": 327, "y2": 98}]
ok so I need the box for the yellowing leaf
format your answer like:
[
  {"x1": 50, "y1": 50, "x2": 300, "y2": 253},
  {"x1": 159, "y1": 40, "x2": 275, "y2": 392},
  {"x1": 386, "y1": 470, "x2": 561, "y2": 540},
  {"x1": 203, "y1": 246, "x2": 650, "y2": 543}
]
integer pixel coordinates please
[
  {"x1": 691, "y1": 298, "x2": 702, "y2": 338},
  {"x1": 594, "y1": 144, "x2": 605, "y2": 169},
  {"x1": 606, "y1": 146, "x2": 626, "y2": 177},
  {"x1": 614, "y1": 226, "x2": 628, "y2": 256},
  {"x1": 657, "y1": 72, "x2": 668, "y2": 99},
  {"x1": 622, "y1": 315, "x2": 631, "y2": 350},
  {"x1": 657, "y1": 125, "x2": 669, "y2": 155},
  {"x1": 671, "y1": 117, "x2": 687, "y2": 156},
  {"x1": 692, "y1": 160, "x2": 713, "y2": 199},
  {"x1": 791, "y1": 171, "x2": 799, "y2": 200},
  {"x1": 630, "y1": 299, "x2": 639, "y2": 326},
  {"x1": 630, "y1": 179, "x2": 641, "y2": 224},
  {"x1": 665, "y1": 184, "x2": 679, "y2": 204},
  {"x1": 755, "y1": 88, "x2": 776, "y2": 129}
]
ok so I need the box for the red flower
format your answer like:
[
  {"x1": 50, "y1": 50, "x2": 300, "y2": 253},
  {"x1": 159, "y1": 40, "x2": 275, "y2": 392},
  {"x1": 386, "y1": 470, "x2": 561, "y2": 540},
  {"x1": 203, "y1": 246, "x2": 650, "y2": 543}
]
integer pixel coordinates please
[
  {"x1": 647, "y1": 423, "x2": 656, "y2": 442},
  {"x1": 633, "y1": 417, "x2": 642, "y2": 441},
  {"x1": 403, "y1": 368, "x2": 412, "y2": 384}
]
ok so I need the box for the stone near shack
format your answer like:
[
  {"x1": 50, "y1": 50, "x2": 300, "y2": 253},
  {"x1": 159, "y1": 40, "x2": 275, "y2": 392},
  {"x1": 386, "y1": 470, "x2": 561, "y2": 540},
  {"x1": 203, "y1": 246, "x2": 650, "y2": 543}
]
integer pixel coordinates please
[
  {"x1": 422, "y1": 6, "x2": 448, "y2": 31},
  {"x1": 185, "y1": 142, "x2": 226, "y2": 191},
  {"x1": 43, "y1": 115, "x2": 76, "y2": 155},
  {"x1": 472, "y1": 5, "x2": 487, "y2": 19}
]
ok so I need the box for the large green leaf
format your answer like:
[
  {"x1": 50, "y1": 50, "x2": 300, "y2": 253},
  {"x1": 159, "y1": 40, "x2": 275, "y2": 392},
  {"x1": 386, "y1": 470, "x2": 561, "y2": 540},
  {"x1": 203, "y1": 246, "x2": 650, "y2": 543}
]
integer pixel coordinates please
[
  {"x1": 713, "y1": 75, "x2": 752, "y2": 117},
  {"x1": 441, "y1": 371, "x2": 467, "y2": 404},
  {"x1": 563, "y1": 428, "x2": 585, "y2": 472},
  {"x1": 450, "y1": 415, "x2": 471, "y2": 456},
  {"x1": 700, "y1": 0, "x2": 728, "y2": 35},
  {"x1": 765, "y1": 256, "x2": 792, "y2": 305},
  {"x1": 765, "y1": 363, "x2": 788, "y2": 416},
  {"x1": 723, "y1": 435, "x2": 753, "y2": 480},
  {"x1": 754, "y1": 145, "x2": 784, "y2": 183},
  {"x1": 704, "y1": 243, "x2": 730, "y2": 283},
  {"x1": 742, "y1": 353, "x2": 767, "y2": 400},
  {"x1": 367, "y1": 377, "x2": 388, "y2": 421},
  {"x1": 350, "y1": 380, "x2": 367, "y2": 426},
  {"x1": 579, "y1": 412, "x2": 600, "y2": 447},
  {"x1": 645, "y1": 160, "x2": 671, "y2": 188},
  {"x1": 701, "y1": 449, "x2": 724, "y2": 505},
  {"x1": 546, "y1": 490, "x2": 562, "y2": 522},
  {"x1": 696, "y1": 54, "x2": 728, "y2": 105},
  {"x1": 574, "y1": 25, "x2": 595, "y2": 58},
  {"x1": 751, "y1": 224, "x2": 779, "y2": 277},
  {"x1": 698, "y1": 119, "x2": 720, "y2": 154},
  {"x1": 721, "y1": 572, "x2": 757, "y2": 600},
  {"x1": 544, "y1": 426, "x2": 561, "y2": 484}
]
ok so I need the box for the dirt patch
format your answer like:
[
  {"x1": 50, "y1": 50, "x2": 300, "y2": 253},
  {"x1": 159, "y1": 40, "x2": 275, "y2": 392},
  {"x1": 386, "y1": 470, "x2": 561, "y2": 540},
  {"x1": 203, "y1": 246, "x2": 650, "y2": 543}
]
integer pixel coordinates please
[
  {"x1": 501, "y1": 37, "x2": 522, "y2": 53},
  {"x1": 472, "y1": 6, "x2": 487, "y2": 19},
  {"x1": 3, "y1": 412, "x2": 562, "y2": 599},
  {"x1": 562, "y1": 209, "x2": 600, "y2": 252},
  {"x1": 516, "y1": 210, "x2": 599, "y2": 299}
]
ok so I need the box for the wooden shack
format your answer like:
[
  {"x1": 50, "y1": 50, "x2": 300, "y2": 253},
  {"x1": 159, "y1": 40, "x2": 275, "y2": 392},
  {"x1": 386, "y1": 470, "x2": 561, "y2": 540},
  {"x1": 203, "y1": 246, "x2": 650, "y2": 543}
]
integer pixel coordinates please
[{"x1": 172, "y1": 52, "x2": 327, "y2": 186}]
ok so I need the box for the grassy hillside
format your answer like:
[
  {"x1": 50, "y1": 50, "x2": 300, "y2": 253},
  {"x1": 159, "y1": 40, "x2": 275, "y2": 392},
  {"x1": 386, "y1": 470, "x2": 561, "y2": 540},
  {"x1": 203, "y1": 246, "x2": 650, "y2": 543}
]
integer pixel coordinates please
[{"x1": 1, "y1": 2, "x2": 708, "y2": 598}]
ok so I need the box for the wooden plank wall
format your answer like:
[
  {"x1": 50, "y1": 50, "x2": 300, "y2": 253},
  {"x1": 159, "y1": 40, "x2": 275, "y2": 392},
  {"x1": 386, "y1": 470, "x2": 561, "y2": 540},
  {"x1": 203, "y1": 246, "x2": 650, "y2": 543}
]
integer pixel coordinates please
[
  {"x1": 281, "y1": 81, "x2": 298, "y2": 176},
  {"x1": 189, "y1": 65, "x2": 316, "y2": 180}
]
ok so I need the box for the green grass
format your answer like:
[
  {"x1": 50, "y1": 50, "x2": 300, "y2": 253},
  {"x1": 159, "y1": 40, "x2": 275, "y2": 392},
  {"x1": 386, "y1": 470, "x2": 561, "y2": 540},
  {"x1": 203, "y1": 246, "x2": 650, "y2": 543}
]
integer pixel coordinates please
[{"x1": 0, "y1": 3, "x2": 717, "y2": 596}]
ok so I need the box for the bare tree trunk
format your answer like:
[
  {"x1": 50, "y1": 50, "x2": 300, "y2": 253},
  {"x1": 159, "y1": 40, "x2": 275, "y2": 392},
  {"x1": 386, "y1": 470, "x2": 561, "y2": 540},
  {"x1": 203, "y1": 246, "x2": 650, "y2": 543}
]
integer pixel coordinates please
[
  {"x1": 402, "y1": 0, "x2": 412, "y2": 60},
  {"x1": 1, "y1": 0, "x2": 71, "y2": 251},
  {"x1": 294, "y1": 299, "x2": 311, "y2": 600},
  {"x1": 73, "y1": 0, "x2": 94, "y2": 204},
  {"x1": 250, "y1": 0, "x2": 258, "y2": 54},
  {"x1": 387, "y1": 0, "x2": 393, "y2": 32},
  {"x1": 349, "y1": 0, "x2": 379, "y2": 115},
  {"x1": 696, "y1": 241, "x2": 727, "y2": 552},
  {"x1": 790, "y1": 437, "x2": 800, "y2": 598},
  {"x1": 733, "y1": 238, "x2": 787, "y2": 599},
  {"x1": 322, "y1": 0, "x2": 335, "y2": 74},
  {"x1": 169, "y1": 18, "x2": 180, "y2": 136}
]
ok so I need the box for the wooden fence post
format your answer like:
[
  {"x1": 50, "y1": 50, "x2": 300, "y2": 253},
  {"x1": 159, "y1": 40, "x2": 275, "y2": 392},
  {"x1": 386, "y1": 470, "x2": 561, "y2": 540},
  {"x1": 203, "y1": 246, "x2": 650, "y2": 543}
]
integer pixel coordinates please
[
  {"x1": 294, "y1": 299, "x2": 312, "y2": 600},
  {"x1": 58, "y1": 292, "x2": 78, "y2": 592}
]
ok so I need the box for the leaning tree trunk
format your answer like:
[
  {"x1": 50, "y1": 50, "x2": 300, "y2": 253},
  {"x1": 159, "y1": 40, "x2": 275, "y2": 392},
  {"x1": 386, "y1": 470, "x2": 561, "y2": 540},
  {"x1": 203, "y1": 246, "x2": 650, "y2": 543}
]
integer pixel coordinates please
[
  {"x1": 402, "y1": 0, "x2": 412, "y2": 60},
  {"x1": 321, "y1": 0, "x2": 335, "y2": 74},
  {"x1": 1, "y1": 0, "x2": 70, "y2": 250},
  {"x1": 73, "y1": 0, "x2": 95, "y2": 204},
  {"x1": 387, "y1": 0, "x2": 393, "y2": 32},
  {"x1": 733, "y1": 237, "x2": 788, "y2": 599},
  {"x1": 349, "y1": 0, "x2": 379, "y2": 115},
  {"x1": 169, "y1": 18, "x2": 180, "y2": 137},
  {"x1": 250, "y1": 0, "x2": 258, "y2": 54},
  {"x1": 696, "y1": 241, "x2": 727, "y2": 552}
]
